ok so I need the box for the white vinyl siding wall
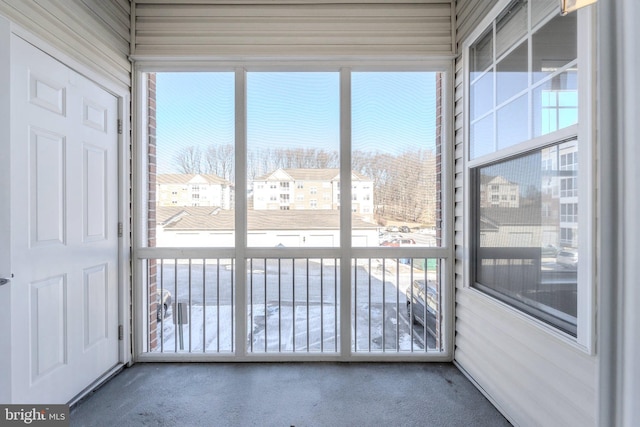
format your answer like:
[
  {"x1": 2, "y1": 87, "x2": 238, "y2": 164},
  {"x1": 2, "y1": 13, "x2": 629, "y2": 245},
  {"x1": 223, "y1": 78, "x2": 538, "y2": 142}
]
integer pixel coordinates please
[
  {"x1": 0, "y1": 0, "x2": 131, "y2": 86},
  {"x1": 453, "y1": 1, "x2": 597, "y2": 426},
  {"x1": 132, "y1": 0, "x2": 454, "y2": 59}
]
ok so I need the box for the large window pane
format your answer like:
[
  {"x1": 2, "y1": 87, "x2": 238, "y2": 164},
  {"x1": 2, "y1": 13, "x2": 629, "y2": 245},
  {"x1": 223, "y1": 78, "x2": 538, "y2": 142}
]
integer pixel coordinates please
[
  {"x1": 532, "y1": 13, "x2": 577, "y2": 84},
  {"x1": 474, "y1": 140, "x2": 579, "y2": 335},
  {"x1": 496, "y1": 0, "x2": 528, "y2": 59},
  {"x1": 497, "y1": 94, "x2": 528, "y2": 150},
  {"x1": 470, "y1": 29, "x2": 493, "y2": 79},
  {"x1": 247, "y1": 72, "x2": 340, "y2": 247},
  {"x1": 471, "y1": 70, "x2": 494, "y2": 121},
  {"x1": 496, "y1": 41, "x2": 528, "y2": 105},
  {"x1": 470, "y1": 114, "x2": 494, "y2": 159},
  {"x1": 531, "y1": 0, "x2": 558, "y2": 28},
  {"x1": 533, "y1": 71, "x2": 578, "y2": 137},
  {"x1": 153, "y1": 72, "x2": 236, "y2": 248},
  {"x1": 352, "y1": 72, "x2": 441, "y2": 248}
]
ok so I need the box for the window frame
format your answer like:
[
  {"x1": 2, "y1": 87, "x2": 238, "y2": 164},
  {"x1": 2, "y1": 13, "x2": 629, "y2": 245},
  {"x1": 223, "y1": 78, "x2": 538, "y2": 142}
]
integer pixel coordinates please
[
  {"x1": 462, "y1": 1, "x2": 596, "y2": 352},
  {"x1": 132, "y1": 62, "x2": 456, "y2": 361}
]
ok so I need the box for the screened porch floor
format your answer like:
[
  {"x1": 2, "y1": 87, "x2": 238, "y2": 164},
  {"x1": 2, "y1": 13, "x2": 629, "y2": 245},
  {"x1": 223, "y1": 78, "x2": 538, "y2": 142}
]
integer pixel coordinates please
[{"x1": 70, "y1": 362, "x2": 511, "y2": 426}]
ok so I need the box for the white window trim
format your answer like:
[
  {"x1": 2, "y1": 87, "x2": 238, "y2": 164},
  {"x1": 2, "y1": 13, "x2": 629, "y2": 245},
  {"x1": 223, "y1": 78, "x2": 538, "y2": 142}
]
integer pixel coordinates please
[
  {"x1": 462, "y1": 1, "x2": 596, "y2": 353},
  {"x1": 132, "y1": 62, "x2": 456, "y2": 361}
]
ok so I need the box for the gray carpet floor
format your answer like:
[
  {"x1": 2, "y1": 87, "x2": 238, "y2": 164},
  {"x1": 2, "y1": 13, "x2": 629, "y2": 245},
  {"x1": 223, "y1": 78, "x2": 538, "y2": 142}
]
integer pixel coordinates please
[{"x1": 70, "y1": 363, "x2": 511, "y2": 427}]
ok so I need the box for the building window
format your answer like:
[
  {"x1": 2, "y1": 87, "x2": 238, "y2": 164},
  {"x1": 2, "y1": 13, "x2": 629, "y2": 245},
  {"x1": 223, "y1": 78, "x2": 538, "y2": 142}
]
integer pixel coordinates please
[
  {"x1": 310, "y1": 199, "x2": 317, "y2": 208},
  {"x1": 560, "y1": 227, "x2": 576, "y2": 246},
  {"x1": 561, "y1": 203, "x2": 578, "y2": 222},
  {"x1": 467, "y1": 1, "x2": 587, "y2": 339},
  {"x1": 310, "y1": 187, "x2": 317, "y2": 194},
  {"x1": 560, "y1": 177, "x2": 578, "y2": 197}
]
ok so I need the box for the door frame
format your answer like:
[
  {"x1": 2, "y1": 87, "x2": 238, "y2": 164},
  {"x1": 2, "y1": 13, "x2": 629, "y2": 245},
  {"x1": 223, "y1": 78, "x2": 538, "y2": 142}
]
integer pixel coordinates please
[{"x1": 0, "y1": 15, "x2": 131, "y2": 404}]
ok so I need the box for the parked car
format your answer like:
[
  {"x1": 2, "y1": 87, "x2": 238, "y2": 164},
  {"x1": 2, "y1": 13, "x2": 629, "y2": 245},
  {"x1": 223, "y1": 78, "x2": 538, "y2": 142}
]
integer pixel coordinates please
[
  {"x1": 556, "y1": 250, "x2": 578, "y2": 269},
  {"x1": 157, "y1": 289, "x2": 172, "y2": 321},
  {"x1": 379, "y1": 233, "x2": 401, "y2": 245},
  {"x1": 405, "y1": 279, "x2": 438, "y2": 338},
  {"x1": 386, "y1": 226, "x2": 399, "y2": 232},
  {"x1": 541, "y1": 244, "x2": 559, "y2": 258},
  {"x1": 399, "y1": 225, "x2": 411, "y2": 233},
  {"x1": 381, "y1": 238, "x2": 416, "y2": 247}
]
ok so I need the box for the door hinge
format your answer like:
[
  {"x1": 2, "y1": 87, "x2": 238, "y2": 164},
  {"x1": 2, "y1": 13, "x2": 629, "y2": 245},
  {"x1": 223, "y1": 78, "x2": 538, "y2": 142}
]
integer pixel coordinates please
[
  {"x1": 118, "y1": 325, "x2": 124, "y2": 341},
  {"x1": 117, "y1": 119, "x2": 123, "y2": 135},
  {"x1": 118, "y1": 222, "x2": 123, "y2": 238}
]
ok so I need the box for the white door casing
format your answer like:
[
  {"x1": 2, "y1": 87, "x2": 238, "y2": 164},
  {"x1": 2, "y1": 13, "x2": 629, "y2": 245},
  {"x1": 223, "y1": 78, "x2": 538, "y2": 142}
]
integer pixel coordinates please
[{"x1": 8, "y1": 36, "x2": 119, "y2": 404}]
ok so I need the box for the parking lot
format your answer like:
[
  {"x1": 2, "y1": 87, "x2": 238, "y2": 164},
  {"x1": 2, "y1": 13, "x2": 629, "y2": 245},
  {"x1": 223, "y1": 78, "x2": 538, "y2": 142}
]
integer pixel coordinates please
[{"x1": 153, "y1": 259, "x2": 439, "y2": 353}]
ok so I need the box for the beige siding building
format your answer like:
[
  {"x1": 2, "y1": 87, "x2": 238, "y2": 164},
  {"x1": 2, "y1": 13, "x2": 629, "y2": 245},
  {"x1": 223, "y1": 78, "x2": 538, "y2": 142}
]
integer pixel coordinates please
[
  {"x1": 157, "y1": 174, "x2": 233, "y2": 209},
  {"x1": 252, "y1": 168, "x2": 374, "y2": 219}
]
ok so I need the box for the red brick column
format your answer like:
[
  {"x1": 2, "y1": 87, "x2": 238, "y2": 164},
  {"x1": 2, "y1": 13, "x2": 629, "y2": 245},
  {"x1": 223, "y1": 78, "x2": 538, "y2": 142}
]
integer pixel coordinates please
[{"x1": 147, "y1": 73, "x2": 159, "y2": 351}]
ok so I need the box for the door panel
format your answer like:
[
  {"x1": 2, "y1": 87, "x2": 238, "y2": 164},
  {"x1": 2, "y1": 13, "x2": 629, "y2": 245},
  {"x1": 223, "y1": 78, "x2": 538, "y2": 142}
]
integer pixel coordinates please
[{"x1": 9, "y1": 36, "x2": 119, "y2": 404}]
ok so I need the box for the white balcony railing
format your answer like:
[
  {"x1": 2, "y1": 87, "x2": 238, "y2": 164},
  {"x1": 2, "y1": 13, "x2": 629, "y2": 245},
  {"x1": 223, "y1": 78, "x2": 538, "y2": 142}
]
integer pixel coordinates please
[{"x1": 139, "y1": 254, "x2": 445, "y2": 359}]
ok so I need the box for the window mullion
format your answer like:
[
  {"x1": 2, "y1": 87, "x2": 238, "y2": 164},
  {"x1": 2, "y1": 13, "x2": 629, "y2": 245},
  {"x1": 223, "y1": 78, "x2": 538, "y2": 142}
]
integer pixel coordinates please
[
  {"x1": 234, "y1": 67, "x2": 248, "y2": 357},
  {"x1": 339, "y1": 67, "x2": 352, "y2": 358}
]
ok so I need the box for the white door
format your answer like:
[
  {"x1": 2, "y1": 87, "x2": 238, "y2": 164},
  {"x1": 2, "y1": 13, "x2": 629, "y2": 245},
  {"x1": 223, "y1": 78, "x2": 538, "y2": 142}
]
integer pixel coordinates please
[{"x1": 8, "y1": 36, "x2": 120, "y2": 404}]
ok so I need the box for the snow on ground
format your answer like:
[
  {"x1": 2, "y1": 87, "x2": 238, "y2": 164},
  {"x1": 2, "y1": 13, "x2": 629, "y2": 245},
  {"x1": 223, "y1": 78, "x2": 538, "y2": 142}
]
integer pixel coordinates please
[{"x1": 154, "y1": 302, "x2": 433, "y2": 353}]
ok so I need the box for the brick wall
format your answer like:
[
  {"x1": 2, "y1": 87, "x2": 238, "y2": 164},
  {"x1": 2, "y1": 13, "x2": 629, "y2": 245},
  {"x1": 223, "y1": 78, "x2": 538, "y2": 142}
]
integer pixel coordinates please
[{"x1": 147, "y1": 73, "x2": 159, "y2": 351}]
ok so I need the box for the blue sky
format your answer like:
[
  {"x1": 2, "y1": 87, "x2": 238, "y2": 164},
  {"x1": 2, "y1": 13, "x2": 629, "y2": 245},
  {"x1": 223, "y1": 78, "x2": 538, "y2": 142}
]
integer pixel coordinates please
[{"x1": 155, "y1": 71, "x2": 438, "y2": 174}]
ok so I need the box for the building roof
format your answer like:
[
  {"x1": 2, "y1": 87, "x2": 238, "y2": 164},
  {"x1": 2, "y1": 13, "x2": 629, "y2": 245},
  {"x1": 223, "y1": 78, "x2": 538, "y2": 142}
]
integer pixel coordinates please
[
  {"x1": 156, "y1": 173, "x2": 232, "y2": 186},
  {"x1": 254, "y1": 168, "x2": 371, "y2": 182},
  {"x1": 480, "y1": 207, "x2": 542, "y2": 227},
  {"x1": 157, "y1": 206, "x2": 377, "y2": 231},
  {"x1": 480, "y1": 174, "x2": 518, "y2": 186}
]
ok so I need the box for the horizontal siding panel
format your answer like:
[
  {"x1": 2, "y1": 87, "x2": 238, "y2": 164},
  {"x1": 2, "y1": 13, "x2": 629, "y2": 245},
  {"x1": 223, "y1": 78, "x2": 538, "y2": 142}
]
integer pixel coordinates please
[
  {"x1": 81, "y1": 0, "x2": 130, "y2": 41},
  {"x1": 134, "y1": 44, "x2": 454, "y2": 58},
  {"x1": 136, "y1": 3, "x2": 452, "y2": 18},
  {"x1": 134, "y1": 2, "x2": 453, "y2": 58},
  {"x1": 455, "y1": 0, "x2": 497, "y2": 45},
  {"x1": 33, "y1": 0, "x2": 129, "y2": 57},
  {"x1": 456, "y1": 307, "x2": 596, "y2": 426},
  {"x1": 455, "y1": 346, "x2": 545, "y2": 427},
  {"x1": 136, "y1": 0, "x2": 451, "y2": 3},
  {"x1": 0, "y1": 0, "x2": 130, "y2": 86},
  {"x1": 113, "y1": 0, "x2": 130, "y2": 15},
  {"x1": 135, "y1": 33, "x2": 452, "y2": 47},
  {"x1": 457, "y1": 291, "x2": 596, "y2": 392},
  {"x1": 136, "y1": 17, "x2": 451, "y2": 32}
]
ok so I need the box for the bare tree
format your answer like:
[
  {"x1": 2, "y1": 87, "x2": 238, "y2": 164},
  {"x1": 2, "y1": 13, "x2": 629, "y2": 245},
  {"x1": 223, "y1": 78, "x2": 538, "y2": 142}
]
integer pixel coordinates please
[
  {"x1": 353, "y1": 148, "x2": 437, "y2": 225},
  {"x1": 205, "y1": 144, "x2": 235, "y2": 181},
  {"x1": 173, "y1": 143, "x2": 438, "y2": 226},
  {"x1": 175, "y1": 146, "x2": 202, "y2": 174}
]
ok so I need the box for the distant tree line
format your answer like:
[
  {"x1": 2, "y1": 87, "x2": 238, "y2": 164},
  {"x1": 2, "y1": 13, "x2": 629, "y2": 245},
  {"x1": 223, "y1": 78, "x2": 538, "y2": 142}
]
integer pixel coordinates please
[{"x1": 174, "y1": 144, "x2": 437, "y2": 225}]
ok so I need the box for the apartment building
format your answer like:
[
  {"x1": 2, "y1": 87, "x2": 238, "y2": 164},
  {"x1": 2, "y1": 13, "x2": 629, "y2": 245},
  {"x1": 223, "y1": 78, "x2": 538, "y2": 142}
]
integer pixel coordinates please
[
  {"x1": 156, "y1": 173, "x2": 233, "y2": 208},
  {"x1": 252, "y1": 168, "x2": 374, "y2": 218}
]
